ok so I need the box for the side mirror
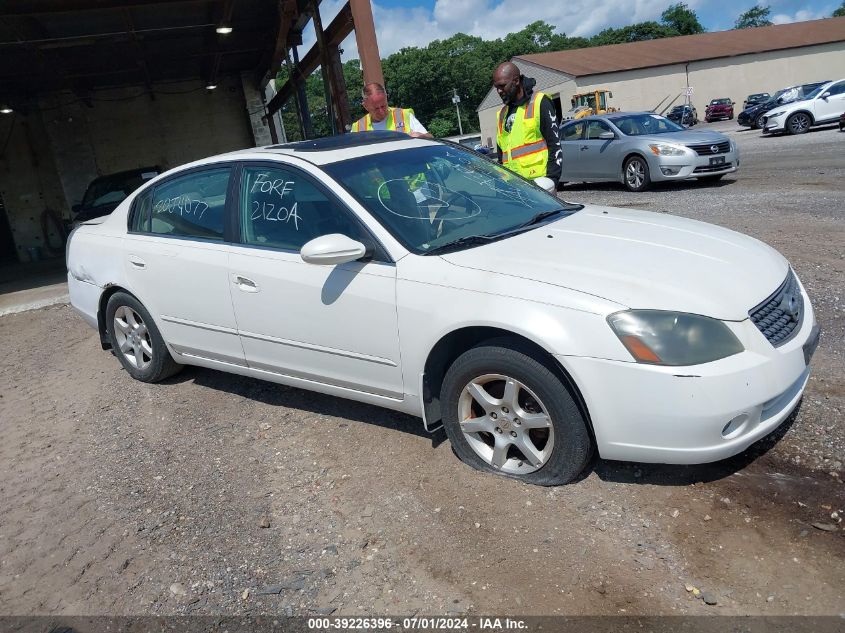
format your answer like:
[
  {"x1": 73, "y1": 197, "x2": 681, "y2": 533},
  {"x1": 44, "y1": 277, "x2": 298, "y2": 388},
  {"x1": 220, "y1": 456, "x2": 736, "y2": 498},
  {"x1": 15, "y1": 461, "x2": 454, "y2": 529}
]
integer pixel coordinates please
[
  {"x1": 533, "y1": 177, "x2": 556, "y2": 194},
  {"x1": 301, "y1": 234, "x2": 368, "y2": 265},
  {"x1": 598, "y1": 131, "x2": 615, "y2": 140},
  {"x1": 820, "y1": 92, "x2": 830, "y2": 100}
]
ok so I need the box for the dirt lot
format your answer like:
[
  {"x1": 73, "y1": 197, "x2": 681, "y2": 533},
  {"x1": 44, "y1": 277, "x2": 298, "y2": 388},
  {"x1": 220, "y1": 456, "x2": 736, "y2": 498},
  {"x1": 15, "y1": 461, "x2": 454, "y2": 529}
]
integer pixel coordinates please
[{"x1": 0, "y1": 122, "x2": 843, "y2": 618}]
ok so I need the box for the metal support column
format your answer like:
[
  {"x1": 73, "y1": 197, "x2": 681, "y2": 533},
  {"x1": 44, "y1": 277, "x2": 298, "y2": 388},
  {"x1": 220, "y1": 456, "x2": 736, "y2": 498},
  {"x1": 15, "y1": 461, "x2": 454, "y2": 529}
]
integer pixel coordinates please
[{"x1": 349, "y1": 0, "x2": 383, "y2": 87}]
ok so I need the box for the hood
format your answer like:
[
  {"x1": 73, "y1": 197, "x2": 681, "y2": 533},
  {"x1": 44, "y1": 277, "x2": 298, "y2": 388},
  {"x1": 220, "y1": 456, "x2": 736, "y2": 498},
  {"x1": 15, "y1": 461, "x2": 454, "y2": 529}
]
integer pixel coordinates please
[
  {"x1": 636, "y1": 129, "x2": 729, "y2": 146},
  {"x1": 439, "y1": 206, "x2": 788, "y2": 321}
]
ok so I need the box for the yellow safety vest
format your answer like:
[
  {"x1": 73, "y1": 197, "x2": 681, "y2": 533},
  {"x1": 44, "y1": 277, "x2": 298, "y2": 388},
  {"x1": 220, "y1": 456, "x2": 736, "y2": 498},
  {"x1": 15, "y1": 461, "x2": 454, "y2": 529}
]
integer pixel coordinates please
[
  {"x1": 352, "y1": 108, "x2": 415, "y2": 134},
  {"x1": 496, "y1": 92, "x2": 549, "y2": 179}
]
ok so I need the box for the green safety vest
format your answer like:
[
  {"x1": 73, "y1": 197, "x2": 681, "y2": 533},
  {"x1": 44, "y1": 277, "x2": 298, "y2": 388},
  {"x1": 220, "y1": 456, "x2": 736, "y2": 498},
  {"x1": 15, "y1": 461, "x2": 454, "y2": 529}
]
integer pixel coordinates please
[
  {"x1": 496, "y1": 92, "x2": 549, "y2": 179},
  {"x1": 352, "y1": 108, "x2": 415, "y2": 134}
]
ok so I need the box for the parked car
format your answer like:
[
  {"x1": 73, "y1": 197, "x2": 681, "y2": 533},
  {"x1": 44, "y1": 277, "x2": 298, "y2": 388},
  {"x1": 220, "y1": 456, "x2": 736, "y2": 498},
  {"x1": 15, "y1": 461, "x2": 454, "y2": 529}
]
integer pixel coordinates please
[
  {"x1": 742, "y1": 93, "x2": 770, "y2": 109},
  {"x1": 705, "y1": 98, "x2": 734, "y2": 121},
  {"x1": 840, "y1": 111, "x2": 845, "y2": 131},
  {"x1": 762, "y1": 79, "x2": 845, "y2": 135},
  {"x1": 666, "y1": 104, "x2": 698, "y2": 126},
  {"x1": 66, "y1": 131, "x2": 818, "y2": 486},
  {"x1": 559, "y1": 112, "x2": 738, "y2": 192},
  {"x1": 73, "y1": 166, "x2": 162, "y2": 224},
  {"x1": 738, "y1": 82, "x2": 830, "y2": 129}
]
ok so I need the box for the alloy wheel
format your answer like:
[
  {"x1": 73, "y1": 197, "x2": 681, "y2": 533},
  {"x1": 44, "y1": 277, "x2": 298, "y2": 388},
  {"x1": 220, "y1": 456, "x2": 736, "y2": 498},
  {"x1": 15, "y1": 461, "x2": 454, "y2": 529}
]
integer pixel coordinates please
[
  {"x1": 457, "y1": 373, "x2": 554, "y2": 475},
  {"x1": 113, "y1": 305, "x2": 153, "y2": 370},
  {"x1": 626, "y1": 159, "x2": 645, "y2": 189},
  {"x1": 789, "y1": 113, "x2": 811, "y2": 134}
]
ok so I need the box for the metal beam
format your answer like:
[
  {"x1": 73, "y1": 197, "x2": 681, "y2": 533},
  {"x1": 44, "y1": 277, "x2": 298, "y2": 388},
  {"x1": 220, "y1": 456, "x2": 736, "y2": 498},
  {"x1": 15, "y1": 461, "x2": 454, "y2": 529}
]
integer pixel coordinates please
[
  {"x1": 349, "y1": 0, "x2": 382, "y2": 87},
  {"x1": 266, "y1": 1, "x2": 353, "y2": 116}
]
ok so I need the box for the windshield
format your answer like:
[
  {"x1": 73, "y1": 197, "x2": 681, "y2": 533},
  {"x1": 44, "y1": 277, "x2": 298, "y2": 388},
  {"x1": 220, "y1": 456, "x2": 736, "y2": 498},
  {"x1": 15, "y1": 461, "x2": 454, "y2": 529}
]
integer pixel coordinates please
[
  {"x1": 324, "y1": 144, "x2": 581, "y2": 254},
  {"x1": 81, "y1": 170, "x2": 158, "y2": 208},
  {"x1": 710, "y1": 99, "x2": 731, "y2": 105},
  {"x1": 608, "y1": 114, "x2": 685, "y2": 136},
  {"x1": 804, "y1": 85, "x2": 826, "y2": 100}
]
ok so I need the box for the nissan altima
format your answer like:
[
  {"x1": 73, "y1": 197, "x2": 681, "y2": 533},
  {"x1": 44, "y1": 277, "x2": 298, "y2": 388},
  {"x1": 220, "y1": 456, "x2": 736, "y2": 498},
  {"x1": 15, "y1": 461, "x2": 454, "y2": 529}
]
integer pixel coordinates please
[
  {"x1": 560, "y1": 112, "x2": 739, "y2": 192},
  {"x1": 67, "y1": 131, "x2": 818, "y2": 485}
]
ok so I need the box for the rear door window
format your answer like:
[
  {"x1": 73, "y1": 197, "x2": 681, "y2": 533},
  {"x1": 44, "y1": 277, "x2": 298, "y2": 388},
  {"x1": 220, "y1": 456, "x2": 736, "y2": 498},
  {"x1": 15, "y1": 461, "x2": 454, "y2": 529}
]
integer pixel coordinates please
[{"x1": 148, "y1": 168, "x2": 230, "y2": 241}]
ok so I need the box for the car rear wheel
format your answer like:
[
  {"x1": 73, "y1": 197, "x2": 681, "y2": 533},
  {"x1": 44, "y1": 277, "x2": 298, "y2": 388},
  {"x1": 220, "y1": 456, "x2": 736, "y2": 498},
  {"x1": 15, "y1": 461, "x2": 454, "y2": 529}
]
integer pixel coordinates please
[
  {"x1": 786, "y1": 112, "x2": 812, "y2": 135},
  {"x1": 440, "y1": 343, "x2": 592, "y2": 486},
  {"x1": 623, "y1": 156, "x2": 650, "y2": 192},
  {"x1": 106, "y1": 292, "x2": 181, "y2": 383}
]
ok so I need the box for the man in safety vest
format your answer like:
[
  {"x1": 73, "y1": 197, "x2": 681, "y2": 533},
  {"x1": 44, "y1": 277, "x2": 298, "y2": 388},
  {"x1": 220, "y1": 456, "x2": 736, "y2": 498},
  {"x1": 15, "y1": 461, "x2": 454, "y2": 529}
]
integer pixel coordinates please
[
  {"x1": 351, "y1": 83, "x2": 433, "y2": 138},
  {"x1": 492, "y1": 62, "x2": 562, "y2": 183}
]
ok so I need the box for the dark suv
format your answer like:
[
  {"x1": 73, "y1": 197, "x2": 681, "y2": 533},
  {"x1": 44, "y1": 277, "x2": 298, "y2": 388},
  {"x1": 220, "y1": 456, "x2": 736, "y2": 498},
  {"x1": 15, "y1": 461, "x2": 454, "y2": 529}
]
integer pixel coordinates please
[
  {"x1": 742, "y1": 93, "x2": 770, "y2": 109},
  {"x1": 737, "y1": 82, "x2": 830, "y2": 129},
  {"x1": 667, "y1": 104, "x2": 698, "y2": 126},
  {"x1": 73, "y1": 166, "x2": 162, "y2": 224},
  {"x1": 705, "y1": 98, "x2": 734, "y2": 122}
]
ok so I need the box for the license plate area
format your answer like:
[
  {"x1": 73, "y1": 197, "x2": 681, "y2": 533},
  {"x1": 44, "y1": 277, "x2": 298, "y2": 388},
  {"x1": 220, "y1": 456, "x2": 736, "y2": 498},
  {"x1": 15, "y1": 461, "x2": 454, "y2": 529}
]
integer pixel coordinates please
[{"x1": 709, "y1": 156, "x2": 726, "y2": 166}]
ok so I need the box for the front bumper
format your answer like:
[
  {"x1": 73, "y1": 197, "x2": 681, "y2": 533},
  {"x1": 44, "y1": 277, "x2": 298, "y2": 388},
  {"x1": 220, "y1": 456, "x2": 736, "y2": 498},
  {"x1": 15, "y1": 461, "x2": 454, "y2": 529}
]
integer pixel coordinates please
[
  {"x1": 558, "y1": 289, "x2": 818, "y2": 465},
  {"x1": 762, "y1": 114, "x2": 786, "y2": 134},
  {"x1": 647, "y1": 147, "x2": 739, "y2": 182}
]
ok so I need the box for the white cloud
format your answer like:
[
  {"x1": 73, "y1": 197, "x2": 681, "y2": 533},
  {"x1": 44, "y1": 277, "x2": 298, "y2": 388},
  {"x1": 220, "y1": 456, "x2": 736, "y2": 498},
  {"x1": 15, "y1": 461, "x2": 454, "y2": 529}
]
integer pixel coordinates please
[
  {"x1": 772, "y1": 9, "x2": 829, "y2": 24},
  {"x1": 296, "y1": 0, "x2": 829, "y2": 64}
]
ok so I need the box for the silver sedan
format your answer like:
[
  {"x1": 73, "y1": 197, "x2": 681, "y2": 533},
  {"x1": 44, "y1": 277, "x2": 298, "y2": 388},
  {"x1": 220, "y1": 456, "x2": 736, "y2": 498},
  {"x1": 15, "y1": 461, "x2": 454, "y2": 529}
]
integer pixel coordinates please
[{"x1": 559, "y1": 112, "x2": 739, "y2": 192}]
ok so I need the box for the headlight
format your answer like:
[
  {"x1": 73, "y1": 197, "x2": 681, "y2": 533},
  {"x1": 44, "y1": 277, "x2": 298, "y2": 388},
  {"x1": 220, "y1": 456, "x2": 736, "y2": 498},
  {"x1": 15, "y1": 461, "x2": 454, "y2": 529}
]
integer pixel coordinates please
[
  {"x1": 768, "y1": 110, "x2": 786, "y2": 118},
  {"x1": 648, "y1": 143, "x2": 687, "y2": 156},
  {"x1": 607, "y1": 310, "x2": 744, "y2": 366}
]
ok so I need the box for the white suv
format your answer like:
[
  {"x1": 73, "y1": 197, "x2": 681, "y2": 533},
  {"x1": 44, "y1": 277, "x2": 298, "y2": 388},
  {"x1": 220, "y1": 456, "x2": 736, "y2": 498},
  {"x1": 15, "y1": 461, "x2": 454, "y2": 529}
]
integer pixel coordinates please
[{"x1": 763, "y1": 78, "x2": 845, "y2": 135}]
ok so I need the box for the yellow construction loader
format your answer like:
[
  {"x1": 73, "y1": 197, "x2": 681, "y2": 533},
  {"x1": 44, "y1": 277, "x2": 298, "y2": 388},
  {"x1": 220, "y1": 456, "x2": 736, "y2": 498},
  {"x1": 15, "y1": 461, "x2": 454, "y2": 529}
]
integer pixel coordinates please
[{"x1": 562, "y1": 89, "x2": 618, "y2": 120}]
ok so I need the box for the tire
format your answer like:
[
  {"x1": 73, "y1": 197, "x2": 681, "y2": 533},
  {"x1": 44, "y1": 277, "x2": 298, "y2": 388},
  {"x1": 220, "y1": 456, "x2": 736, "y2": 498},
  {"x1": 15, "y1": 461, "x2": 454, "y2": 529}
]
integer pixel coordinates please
[
  {"x1": 623, "y1": 155, "x2": 651, "y2": 192},
  {"x1": 106, "y1": 292, "x2": 181, "y2": 383},
  {"x1": 440, "y1": 343, "x2": 592, "y2": 486},
  {"x1": 754, "y1": 114, "x2": 765, "y2": 130},
  {"x1": 699, "y1": 174, "x2": 724, "y2": 183},
  {"x1": 729, "y1": 113, "x2": 734, "y2": 120},
  {"x1": 786, "y1": 112, "x2": 812, "y2": 135}
]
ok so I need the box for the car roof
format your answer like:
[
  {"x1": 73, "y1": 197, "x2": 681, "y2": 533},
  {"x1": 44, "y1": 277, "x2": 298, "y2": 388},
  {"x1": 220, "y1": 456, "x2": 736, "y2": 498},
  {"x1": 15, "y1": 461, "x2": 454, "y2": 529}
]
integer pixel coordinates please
[{"x1": 192, "y1": 131, "x2": 439, "y2": 167}]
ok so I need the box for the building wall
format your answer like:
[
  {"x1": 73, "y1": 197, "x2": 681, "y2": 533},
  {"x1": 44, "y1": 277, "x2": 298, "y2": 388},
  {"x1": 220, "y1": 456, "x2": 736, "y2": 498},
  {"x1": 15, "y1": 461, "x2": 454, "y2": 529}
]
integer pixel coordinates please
[
  {"x1": 0, "y1": 75, "x2": 257, "y2": 263},
  {"x1": 478, "y1": 41, "x2": 845, "y2": 145}
]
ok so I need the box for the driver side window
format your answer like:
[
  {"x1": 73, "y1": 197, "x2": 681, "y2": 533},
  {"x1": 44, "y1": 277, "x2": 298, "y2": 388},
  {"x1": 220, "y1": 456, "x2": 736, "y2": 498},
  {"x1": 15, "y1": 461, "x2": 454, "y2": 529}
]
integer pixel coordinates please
[{"x1": 239, "y1": 166, "x2": 367, "y2": 252}]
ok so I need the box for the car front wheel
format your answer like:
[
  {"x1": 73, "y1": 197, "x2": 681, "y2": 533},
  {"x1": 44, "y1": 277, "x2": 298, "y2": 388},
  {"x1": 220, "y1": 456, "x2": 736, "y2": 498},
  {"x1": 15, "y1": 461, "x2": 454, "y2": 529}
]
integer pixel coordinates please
[
  {"x1": 106, "y1": 292, "x2": 182, "y2": 383},
  {"x1": 786, "y1": 112, "x2": 812, "y2": 135},
  {"x1": 440, "y1": 343, "x2": 592, "y2": 486},
  {"x1": 754, "y1": 114, "x2": 766, "y2": 129},
  {"x1": 623, "y1": 156, "x2": 651, "y2": 192}
]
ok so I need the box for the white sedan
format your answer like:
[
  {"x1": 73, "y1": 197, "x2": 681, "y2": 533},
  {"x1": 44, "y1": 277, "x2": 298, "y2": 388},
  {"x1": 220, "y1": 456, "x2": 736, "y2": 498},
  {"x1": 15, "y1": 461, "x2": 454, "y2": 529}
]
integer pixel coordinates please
[{"x1": 67, "y1": 132, "x2": 820, "y2": 485}]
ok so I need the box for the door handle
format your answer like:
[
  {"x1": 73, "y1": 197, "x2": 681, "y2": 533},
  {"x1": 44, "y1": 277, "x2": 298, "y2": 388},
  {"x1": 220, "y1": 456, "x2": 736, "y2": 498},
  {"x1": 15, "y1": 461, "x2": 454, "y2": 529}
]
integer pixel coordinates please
[
  {"x1": 580, "y1": 145, "x2": 589, "y2": 151},
  {"x1": 128, "y1": 255, "x2": 146, "y2": 269},
  {"x1": 233, "y1": 274, "x2": 259, "y2": 292}
]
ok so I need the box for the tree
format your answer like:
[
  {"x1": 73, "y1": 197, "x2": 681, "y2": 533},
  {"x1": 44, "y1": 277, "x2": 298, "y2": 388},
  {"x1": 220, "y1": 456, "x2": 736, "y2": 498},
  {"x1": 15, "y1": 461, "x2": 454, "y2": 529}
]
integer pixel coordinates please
[
  {"x1": 661, "y1": 3, "x2": 705, "y2": 35},
  {"x1": 834, "y1": 1, "x2": 845, "y2": 17},
  {"x1": 735, "y1": 5, "x2": 773, "y2": 28}
]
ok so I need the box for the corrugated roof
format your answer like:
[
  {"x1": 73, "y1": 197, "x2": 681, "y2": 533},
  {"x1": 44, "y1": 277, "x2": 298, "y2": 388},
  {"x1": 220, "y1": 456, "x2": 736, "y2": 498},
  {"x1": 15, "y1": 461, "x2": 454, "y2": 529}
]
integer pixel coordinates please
[{"x1": 517, "y1": 16, "x2": 845, "y2": 78}]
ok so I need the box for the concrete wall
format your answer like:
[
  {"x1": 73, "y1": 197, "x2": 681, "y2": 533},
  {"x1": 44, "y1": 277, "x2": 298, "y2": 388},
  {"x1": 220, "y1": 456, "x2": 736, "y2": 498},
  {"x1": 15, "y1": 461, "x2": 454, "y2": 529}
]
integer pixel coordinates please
[
  {"x1": 0, "y1": 112, "x2": 69, "y2": 263},
  {"x1": 0, "y1": 75, "x2": 259, "y2": 263},
  {"x1": 478, "y1": 41, "x2": 845, "y2": 141}
]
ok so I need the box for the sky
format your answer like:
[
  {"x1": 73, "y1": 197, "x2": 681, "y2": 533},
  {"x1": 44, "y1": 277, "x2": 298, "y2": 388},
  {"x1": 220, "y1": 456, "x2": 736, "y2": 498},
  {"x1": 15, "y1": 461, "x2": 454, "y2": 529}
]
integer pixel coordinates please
[{"x1": 301, "y1": 0, "x2": 842, "y2": 61}]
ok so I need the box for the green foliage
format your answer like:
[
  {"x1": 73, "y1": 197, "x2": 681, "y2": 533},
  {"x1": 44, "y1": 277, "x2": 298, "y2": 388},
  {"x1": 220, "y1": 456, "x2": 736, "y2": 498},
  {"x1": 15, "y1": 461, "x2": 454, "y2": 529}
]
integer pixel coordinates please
[
  {"x1": 276, "y1": 4, "x2": 708, "y2": 139},
  {"x1": 661, "y1": 3, "x2": 705, "y2": 34},
  {"x1": 734, "y1": 5, "x2": 773, "y2": 28},
  {"x1": 833, "y1": 1, "x2": 845, "y2": 16}
]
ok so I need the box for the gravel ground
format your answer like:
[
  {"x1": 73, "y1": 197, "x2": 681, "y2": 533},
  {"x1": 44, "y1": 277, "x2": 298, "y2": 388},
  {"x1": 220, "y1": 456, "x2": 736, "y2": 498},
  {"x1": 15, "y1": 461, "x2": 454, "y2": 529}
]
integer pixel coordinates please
[{"x1": 0, "y1": 122, "x2": 843, "y2": 618}]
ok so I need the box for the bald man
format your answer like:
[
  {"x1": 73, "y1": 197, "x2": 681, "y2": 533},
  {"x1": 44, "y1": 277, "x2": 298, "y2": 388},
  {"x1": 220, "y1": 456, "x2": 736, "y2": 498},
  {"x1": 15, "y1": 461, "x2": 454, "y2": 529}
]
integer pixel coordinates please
[
  {"x1": 492, "y1": 62, "x2": 561, "y2": 183},
  {"x1": 351, "y1": 82, "x2": 433, "y2": 138}
]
